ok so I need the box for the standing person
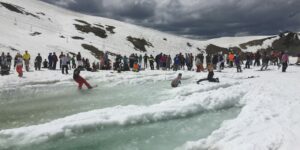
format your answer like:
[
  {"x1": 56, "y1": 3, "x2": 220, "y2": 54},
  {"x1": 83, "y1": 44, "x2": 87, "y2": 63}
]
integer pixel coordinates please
[
  {"x1": 143, "y1": 54, "x2": 148, "y2": 69},
  {"x1": 138, "y1": 54, "x2": 143, "y2": 66},
  {"x1": 48, "y1": 53, "x2": 53, "y2": 69},
  {"x1": 73, "y1": 66, "x2": 93, "y2": 89},
  {"x1": 281, "y1": 51, "x2": 289, "y2": 72},
  {"x1": 59, "y1": 52, "x2": 64, "y2": 69},
  {"x1": 296, "y1": 54, "x2": 300, "y2": 65},
  {"x1": 166, "y1": 55, "x2": 172, "y2": 70},
  {"x1": 76, "y1": 52, "x2": 82, "y2": 68},
  {"x1": 52, "y1": 52, "x2": 58, "y2": 70},
  {"x1": 6, "y1": 53, "x2": 12, "y2": 71},
  {"x1": 149, "y1": 55, "x2": 155, "y2": 70},
  {"x1": 228, "y1": 53, "x2": 235, "y2": 68},
  {"x1": 245, "y1": 53, "x2": 251, "y2": 69},
  {"x1": 0, "y1": 52, "x2": 8, "y2": 75},
  {"x1": 71, "y1": 55, "x2": 76, "y2": 69},
  {"x1": 195, "y1": 55, "x2": 202, "y2": 72},
  {"x1": 173, "y1": 55, "x2": 180, "y2": 71},
  {"x1": 67, "y1": 54, "x2": 71, "y2": 69},
  {"x1": 254, "y1": 51, "x2": 261, "y2": 66},
  {"x1": 197, "y1": 64, "x2": 219, "y2": 84},
  {"x1": 61, "y1": 54, "x2": 69, "y2": 74},
  {"x1": 235, "y1": 55, "x2": 242, "y2": 72},
  {"x1": 217, "y1": 53, "x2": 224, "y2": 72},
  {"x1": 23, "y1": 50, "x2": 31, "y2": 72},
  {"x1": 35, "y1": 53, "x2": 42, "y2": 71},
  {"x1": 171, "y1": 73, "x2": 182, "y2": 88},
  {"x1": 16, "y1": 55, "x2": 23, "y2": 77},
  {"x1": 261, "y1": 52, "x2": 270, "y2": 71},
  {"x1": 155, "y1": 53, "x2": 161, "y2": 70},
  {"x1": 206, "y1": 54, "x2": 212, "y2": 68},
  {"x1": 14, "y1": 53, "x2": 22, "y2": 68}
]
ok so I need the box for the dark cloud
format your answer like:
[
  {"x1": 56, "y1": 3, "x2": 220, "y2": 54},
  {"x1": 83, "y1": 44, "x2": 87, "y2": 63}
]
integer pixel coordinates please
[{"x1": 42, "y1": 0, "x2": 300, "y2": 39}]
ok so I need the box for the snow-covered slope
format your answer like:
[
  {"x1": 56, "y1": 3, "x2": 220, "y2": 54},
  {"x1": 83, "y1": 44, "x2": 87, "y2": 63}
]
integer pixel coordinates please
[{"x1": 0, "y1": 0, "x2": 275, "y2": 61}]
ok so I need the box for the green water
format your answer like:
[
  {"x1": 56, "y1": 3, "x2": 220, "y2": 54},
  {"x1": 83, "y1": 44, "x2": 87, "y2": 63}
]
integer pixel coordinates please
[
  {"x1": 20, "y1": 108, "x2": 240, "y2": 150},
  {"x1": 0, "y1": 81, "x2": 171, "y2": 129}
]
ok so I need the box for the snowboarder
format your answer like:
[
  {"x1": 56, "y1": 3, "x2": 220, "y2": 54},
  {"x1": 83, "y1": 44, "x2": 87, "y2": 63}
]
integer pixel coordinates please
[
  {"x1": 197, "y1": 64, "x2": 219, "y2": 84},
  {"x1": 171, "y1": 73, "x2": 182, "y2": 88},
  {"x1": 73, "y1": 66, "x2": 93, "y2": 89}
]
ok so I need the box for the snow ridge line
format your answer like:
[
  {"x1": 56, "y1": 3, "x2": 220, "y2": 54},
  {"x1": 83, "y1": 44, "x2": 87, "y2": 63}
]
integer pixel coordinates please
[{"x1": 0, "y1": 82, "x2": 247, "y2": 148}]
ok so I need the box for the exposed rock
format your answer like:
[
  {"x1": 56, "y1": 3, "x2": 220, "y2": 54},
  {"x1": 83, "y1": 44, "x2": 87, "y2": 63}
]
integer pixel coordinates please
[
  {"x1": 81, "y1": 44, "x2": 104, "y2": 59},
  {"x1": 127, "y1": 36, "x2": 154, "y2": 52},
  {"x1": 0, "y1": 2, "x2": 39, "y2": 19},
  {"x1": 72, "y1": 36, "x2": 85, "y2": 40},
  {"x1": 30, "y1": 32, "x2": 41, "y2": 36}
]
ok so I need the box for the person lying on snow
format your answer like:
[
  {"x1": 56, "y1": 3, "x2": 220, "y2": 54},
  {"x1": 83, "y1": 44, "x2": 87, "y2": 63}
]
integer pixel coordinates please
[
  {"x1": 171, "y1": 73, "x2": 182, "y2": 88},
  {"x1": 73, "y1": 66, "x2": 93, "y2": 89},
  {"x1": 197, "y1": 64, "x2": 219, "y2": 84}
]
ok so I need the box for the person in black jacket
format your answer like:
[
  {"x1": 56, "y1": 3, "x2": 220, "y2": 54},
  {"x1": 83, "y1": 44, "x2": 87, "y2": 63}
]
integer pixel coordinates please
[
  {"x1": 73, "y1": 67, "x2": 93, "y2": 89},
  {"x1": 52, "y1": 52, "x2": 58, "y2": 70},
  {"x1": 6, "y1": 53, "x2": 12, "y2": 71},
  {"x1": 35, "y1": 53, "x2": 42, "y2": 71}
]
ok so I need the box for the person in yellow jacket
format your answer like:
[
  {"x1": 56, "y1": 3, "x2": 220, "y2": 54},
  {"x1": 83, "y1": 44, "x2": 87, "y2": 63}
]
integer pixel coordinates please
[{"x1": 23, "y1": 50, "x2": 31, "y2": 72}]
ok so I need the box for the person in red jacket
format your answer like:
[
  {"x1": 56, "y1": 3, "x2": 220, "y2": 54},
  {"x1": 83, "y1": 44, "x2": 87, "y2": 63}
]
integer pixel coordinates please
[{"x1": 73, "y1": 67, "x2": 93, "y2": 89}]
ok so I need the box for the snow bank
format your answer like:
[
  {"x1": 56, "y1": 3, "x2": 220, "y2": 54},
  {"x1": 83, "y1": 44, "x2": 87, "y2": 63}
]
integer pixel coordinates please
[
  {"x1": 179, "y1": 67, "x2": 300, "y2": 150},
  {"x1": 0, "y1": 79, "x2": 247, "y2": 148}
]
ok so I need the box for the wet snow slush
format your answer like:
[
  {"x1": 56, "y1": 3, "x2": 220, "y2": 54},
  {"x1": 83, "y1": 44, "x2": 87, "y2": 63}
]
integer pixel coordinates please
[{"x1": 0, "y1": 70, "x2": 252, "y2": 150}]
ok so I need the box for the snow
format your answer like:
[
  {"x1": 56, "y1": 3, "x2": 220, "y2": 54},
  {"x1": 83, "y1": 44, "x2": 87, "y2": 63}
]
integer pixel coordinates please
[
  {"x1": 242, "y1": 36, "x2": 280, "y2": 52},
  {"x1": 1, "y1": 0, "x2": 300, "y2": 150},
  {"x1": 178, "y1": 66, "x2": 300, "y2": 150},
  {"x1": 1, "y1": 65, "x2": 300, "y2": 150},
  {"x1": 0, "y1": 0, "x2": 278, "y2": 63}
]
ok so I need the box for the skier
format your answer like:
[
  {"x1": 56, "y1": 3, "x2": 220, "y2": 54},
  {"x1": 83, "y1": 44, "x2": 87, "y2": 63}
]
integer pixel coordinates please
[
  {"x1": 73, "y1": 66, "x2": 93, "y2": 89},
  {"x1": 23, "y1": 50, "x2": 31, "y2": 72},
  {"x1": 171, "y1": 73, "x2": 182, "y2": 88},
  {"x1": 197, "y1": 64, "x2": 219, "y2": 84}
]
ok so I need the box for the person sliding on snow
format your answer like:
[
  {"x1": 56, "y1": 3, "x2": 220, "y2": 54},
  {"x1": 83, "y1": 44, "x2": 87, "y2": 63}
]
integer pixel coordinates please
[
  {"x1": 73, "y1": 67, "x2": 93, "y2": 89},
  {"x1": 171, "y1": 73, "x2": 182, "y2": 88},
  {"x1": 197, "y1": 64, "x2": 219, "y2": 84}
]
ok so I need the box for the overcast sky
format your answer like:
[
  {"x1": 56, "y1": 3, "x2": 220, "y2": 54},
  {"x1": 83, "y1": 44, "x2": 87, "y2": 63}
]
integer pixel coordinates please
[{"x1": 42, "y1": 0, "x2": 300, "y2": 39}]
